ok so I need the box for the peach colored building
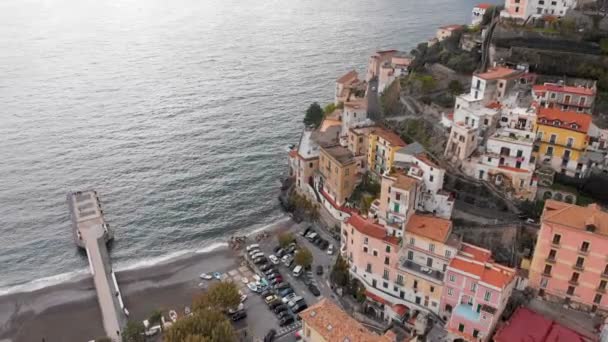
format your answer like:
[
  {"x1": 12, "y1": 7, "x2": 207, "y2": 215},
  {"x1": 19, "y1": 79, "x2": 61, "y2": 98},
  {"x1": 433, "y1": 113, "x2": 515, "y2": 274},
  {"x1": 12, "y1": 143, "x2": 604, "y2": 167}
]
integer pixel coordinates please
[
  {"x1": 375, "y1": 170, "x2": 420, "y2": 234},
  {"x1": 436, "y1": 25, "x2": 462, "y2": 42},
  {"x1": 366, "y1": 50, "x2": 399, "y2": 82},
  {"x1": 529, "y1": 200, "x2": 608, "y2": 314},
  {"x1": 440, "y1": 243, "x2": 516, "y2": 342},
  {"x1": 533, "y1": 81, "x2": 597, "y2": 114},
  {"x1": 319, "y1": 144, "x2": 358, "y2": 206}
]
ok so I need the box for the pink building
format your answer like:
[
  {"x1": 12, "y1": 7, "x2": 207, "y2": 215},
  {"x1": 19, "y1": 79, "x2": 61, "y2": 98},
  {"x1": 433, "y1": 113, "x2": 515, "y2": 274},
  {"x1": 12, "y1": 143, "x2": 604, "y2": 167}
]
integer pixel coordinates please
[
  {"x1": 440, "y1": 243, "x2": 516, "y2": 341},
  {"x1": 529, "y1": 200, "x2": 608, "y2": 314}
]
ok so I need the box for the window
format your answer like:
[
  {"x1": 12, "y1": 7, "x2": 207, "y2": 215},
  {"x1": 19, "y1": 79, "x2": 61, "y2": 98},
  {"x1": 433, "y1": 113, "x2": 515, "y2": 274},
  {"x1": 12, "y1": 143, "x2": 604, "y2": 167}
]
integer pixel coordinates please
[
  {"x1": 552, "y1": 234, "x2": 561, "y2": 245},
  {"x1": 383, "y1": 281, "x2": 388, "y2": 289},
  {"x1": 604, "y1": 264, "x2": 608, "y2": 276},
  {"x1": 567, "y1": 286, "x2": 575, "y2": 295},
  {"x1": 397, "y1": 274, "x2": 404, "y2": 285},
  {"x1": 366, "y1": 263, "x2": 372, "y2": 273},
  {"x1": 364, "y1": 237, "x2": 368, "y2": 245},
  {"x1": 395, "y1": 193, "x2": 401, "y2": 200},
  {"x1": 471, "y1": 283, "x2": 477, "y2": 292},
  {"x1": 427, "y1": 257, "x2": 433, "y2": 267},
  {"x1": 487, "y1": 157, "x2": 492, "y2": 162},
  {"x1": 407, "y1": 251, "x2": 413, "y2": 260},
  {"x1": 448, "y1": 287, "x2": 454, "y2": 296},
  {"x1": 546, "y1": 146, "x2": 554, "y2": 156},
  {"x1": 473, "y1": 329, "x2": 479, "y2": 338},
  {"x1": 540, "y1": 277, "x2": 549, "y2": 288},
  {"x1": 517, "y1": 150, "x2": 523, "y2": 157},
  {"x1": 445, "y1": 250, "x2": 452, "y2": 258},
  {"x1": 565, "y1": 95, "x2": 571, "y2": 103},
  {"x1": 515, "y1": 6, "x2": 519, "y2": 12},
  {"x1": 363, "y1": 246, "x2": 368, "y2": 253},
  {"x1": 393, "y1": 203, "x2": 400, "y2": 213},
  {"x1": 383, "y1": 269, "x2": 389, "y2": 280},
  {"x1": 373, "y1": 250, "x2": 378, "y2": 257},
  {"x1": 576, "y1": 257, "x2": 584, "y2": 268},
  {"x1": 599, "y1": 280, "x2": 607, "y2": 290},
  {"x1": 548, "y1": 249, "x2": 556, "y2": 260},
  {"x1": 571, "y1": 272, "x2": 579, "y2": 283},
  {"x1": 581, "y1": 241, "x2": 590, "y2": 252},
  {"x1": 551, "y1": 0, "x2": 556, "y2": 4},
  {"x1": 409, "y1": 237, "x2": 415, "y2": 245},
  {"x1": 567, "y1": 137, "x2": 574, "y2": 147},
  {"x1": 458, "y1": 323, "x2": 465, "y2": 333},
  {"x1": 386, "y1": 245, "x2": 391, "y2": 253},
  {"x1": 345, "y1": 168, "x2": 349, "y2": 176},
  {"x1": 539, "y1": 0, "x2": 545, "y2": 4},
  {"x1": 544, "y1": 264, "x2": 552, "y2": 275},
  {"x1": 384, "y1": 256, "x2": 390, "y2": 265},
  {"x1": 429, "y1": 175, "x2": 434, "y2": 182},
  {"x1": 449, "y1": 274, "x2": 455, "y2": 282},
  {"x1": 484, "y1": 291, "x2": 491, "y2": 301},
  {"x1": 595, "y1": 294, "x2": 603, "y2": 304},
  {"x1": 430, "y1": 286, "x2": 435, "y2": 293},
  {"x1": 306, "y1": 327, "x2": 311, "y2": 337},
  {"x1": 429, "y1": 244, "x2": 435, "y2": 252}
]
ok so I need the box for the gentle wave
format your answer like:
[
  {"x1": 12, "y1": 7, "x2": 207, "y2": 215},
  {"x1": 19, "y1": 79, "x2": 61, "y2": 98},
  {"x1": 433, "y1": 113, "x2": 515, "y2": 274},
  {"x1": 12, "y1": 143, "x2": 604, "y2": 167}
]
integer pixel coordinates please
[{"x1": 0, "y1": 269, "x2": 90, "y2": 297}]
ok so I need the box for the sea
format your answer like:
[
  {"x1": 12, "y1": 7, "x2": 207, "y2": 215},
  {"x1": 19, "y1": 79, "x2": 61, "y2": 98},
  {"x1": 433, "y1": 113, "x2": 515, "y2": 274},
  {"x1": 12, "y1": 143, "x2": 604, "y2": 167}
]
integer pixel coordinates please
[{"x1": 0, "y1": 0, "x2": 499, "y2": 294}]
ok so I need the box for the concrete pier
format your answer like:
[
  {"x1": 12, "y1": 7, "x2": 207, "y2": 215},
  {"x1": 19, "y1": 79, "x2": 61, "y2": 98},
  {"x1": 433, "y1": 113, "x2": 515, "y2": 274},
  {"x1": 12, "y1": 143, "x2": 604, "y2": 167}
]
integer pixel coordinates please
[{"x1": 68, "y1": 190, "x2": 126, "y2": 341}]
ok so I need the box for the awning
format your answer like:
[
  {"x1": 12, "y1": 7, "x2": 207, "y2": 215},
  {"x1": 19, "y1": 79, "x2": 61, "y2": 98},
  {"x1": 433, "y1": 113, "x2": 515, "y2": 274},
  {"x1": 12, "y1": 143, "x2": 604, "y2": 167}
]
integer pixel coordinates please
[
  {"x1": 392, "y1": 304, "x2": 409, "y2": 316},
  {"x1": 365, "y1": 290, "x2": 390, "y2": 305}
]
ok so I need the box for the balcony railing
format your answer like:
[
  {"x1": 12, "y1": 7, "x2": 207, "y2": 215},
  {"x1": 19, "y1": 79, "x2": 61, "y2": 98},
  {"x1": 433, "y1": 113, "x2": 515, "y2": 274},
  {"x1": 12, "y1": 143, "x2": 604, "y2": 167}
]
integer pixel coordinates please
[
  {"x1": 597, "y1": 287, "x2": 606, "y2": 294},
  {"x1": 545, "y1": 256, "x2": 556, "y2": 264},
  {"x1": 542, "y1": 271, "x2": 552, "y2": 277},
  {"x1": 568, "y1": 279, "x2": 579, "y2": 286},
  {"x1": 578, "y1": 248, "x2": 589, "y2": 256},
  {"x1": 401, "y1": 259, "x2": 444, "y2": 282},
  {"x1": 573, "y1": 264, "x2": 585, "y2": 271},
  {"x1": 601, "y1": 272, "x2": 608, "y2": 279}
]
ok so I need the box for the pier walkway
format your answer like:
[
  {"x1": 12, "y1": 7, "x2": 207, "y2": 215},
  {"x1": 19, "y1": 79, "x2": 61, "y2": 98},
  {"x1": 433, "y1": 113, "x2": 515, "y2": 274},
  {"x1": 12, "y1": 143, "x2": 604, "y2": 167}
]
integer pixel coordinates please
[{"x1": 68, "y1": 190, "x2": 126, "y2": 341}]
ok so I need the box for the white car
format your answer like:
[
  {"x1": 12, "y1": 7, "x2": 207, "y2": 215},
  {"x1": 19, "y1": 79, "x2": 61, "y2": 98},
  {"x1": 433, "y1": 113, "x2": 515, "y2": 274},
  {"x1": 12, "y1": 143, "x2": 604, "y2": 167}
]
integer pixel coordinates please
[
  {"x1": 282, "y1": 293, "x2": 298, "y2": 304},
  {"x1": 253, "y1": 274, "x2": 261, "y2": 282},
  {"x1": 241, "y1": 277, "x2": 249, "y2": 284},
  {"x1": 252, "y1": 251, "x2": 265, "y2": 259},
  {"x1": 327, "y1": 244, "x2": 334, "y2": 255},
  {"x1": 269, "y1": 255, "x2": 279, "y2": 265},
  {"x1": 246, "y1": 244, "x2": 260, "y2": 252},
  {"x1": 199, "y1": 273, "x2": 213, "y2": 280}
]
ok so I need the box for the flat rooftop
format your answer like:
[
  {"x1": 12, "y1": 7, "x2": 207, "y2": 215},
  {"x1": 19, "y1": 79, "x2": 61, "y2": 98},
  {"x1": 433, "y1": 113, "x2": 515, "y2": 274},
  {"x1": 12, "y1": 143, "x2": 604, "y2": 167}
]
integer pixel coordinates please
[{"x1": 321, "y1": 145, "x2": 355, "y2": 165}]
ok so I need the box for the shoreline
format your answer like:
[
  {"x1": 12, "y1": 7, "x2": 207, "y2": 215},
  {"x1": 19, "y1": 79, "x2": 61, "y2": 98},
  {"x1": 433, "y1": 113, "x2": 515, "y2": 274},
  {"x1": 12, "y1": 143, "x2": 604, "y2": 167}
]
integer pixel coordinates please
[{"x1": 0, "y1": 217, "x2": 299, "y2": 341}]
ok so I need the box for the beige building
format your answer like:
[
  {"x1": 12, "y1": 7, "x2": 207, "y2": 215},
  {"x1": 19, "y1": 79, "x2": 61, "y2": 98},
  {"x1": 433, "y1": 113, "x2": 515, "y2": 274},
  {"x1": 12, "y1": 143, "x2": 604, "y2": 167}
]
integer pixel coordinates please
[
  {"x1": 374, "y1": 170, "x2": 421, "y2": 235},
  {"x1": 300, "y1": 299, "x2": 396, "y2": 342},
  {"x1": 319, "y1": 144, "x2": 358, "y2": 206}
]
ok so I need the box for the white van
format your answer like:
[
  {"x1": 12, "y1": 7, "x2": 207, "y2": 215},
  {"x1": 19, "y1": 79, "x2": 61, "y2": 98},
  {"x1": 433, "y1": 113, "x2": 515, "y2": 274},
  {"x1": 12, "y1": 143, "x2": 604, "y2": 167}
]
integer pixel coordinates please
[
  {"x1": 246, "y1": 244, "x2": 260, "y2": 252},
  {"x1": 293, "y1": 265, "x2": 303, "y2": 277}
]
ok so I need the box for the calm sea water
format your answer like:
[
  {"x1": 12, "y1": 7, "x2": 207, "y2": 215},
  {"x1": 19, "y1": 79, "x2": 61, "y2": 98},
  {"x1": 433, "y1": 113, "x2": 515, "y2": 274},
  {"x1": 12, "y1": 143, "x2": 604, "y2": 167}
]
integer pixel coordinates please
[{"x1": 0, "y1": 0, "x2": 498, "y2": 291}]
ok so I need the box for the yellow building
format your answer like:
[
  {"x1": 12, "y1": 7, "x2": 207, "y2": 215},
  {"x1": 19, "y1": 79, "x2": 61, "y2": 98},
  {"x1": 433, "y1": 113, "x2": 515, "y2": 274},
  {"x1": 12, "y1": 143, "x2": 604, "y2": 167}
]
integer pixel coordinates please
[
  {"x1": 368, "y1": 127, "x2": 406, "y2": 176},
  {"x1": 300, "y1": 299, "x2": 396, "y2": 342},
  {"x1": 319, "y1": 144, "x2": 358, "y2": 206},
  {"x1": 535, "y1": 107, "x2": 592, "y2": 177}
]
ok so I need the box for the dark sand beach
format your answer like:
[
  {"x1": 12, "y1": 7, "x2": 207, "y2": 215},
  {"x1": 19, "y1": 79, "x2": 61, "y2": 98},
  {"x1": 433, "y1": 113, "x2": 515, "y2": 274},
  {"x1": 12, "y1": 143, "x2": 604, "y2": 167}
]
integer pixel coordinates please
[{"x1": 0, "y1": 219, "x2": 297, "y2": 342}]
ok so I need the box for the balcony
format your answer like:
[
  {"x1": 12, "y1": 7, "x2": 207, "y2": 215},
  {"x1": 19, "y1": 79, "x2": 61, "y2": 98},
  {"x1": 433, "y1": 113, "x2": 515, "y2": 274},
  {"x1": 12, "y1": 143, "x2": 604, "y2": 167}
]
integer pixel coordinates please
[
  {"x1": 597, "y1": 287, "x2": 606, "y2": 294},
  {"x1": 401, "y1": 259, "x2": 444, "y2": 282},
  {"x1": 578, "y1": 248, "x2": 589, "y2": 256},
  {"x1": 568, "y1": 279, "x2": 579, "y2": 286},
  {"x1": 601, "y1": 272, "x2": 608, "y2": 280},
  {"x1": 573, "y1": 264, "x2": 585, "y2": 271},
  {"x1": 551, "y1": 242, "x2": 561, "y2": 248},
  {"x1": 545, "y1": 256, "x2": 556, "y2": 264}
]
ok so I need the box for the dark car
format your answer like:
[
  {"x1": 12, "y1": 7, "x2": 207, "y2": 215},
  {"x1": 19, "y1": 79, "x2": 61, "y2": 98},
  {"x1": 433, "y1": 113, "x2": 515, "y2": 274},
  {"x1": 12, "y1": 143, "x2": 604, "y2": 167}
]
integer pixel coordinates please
[
  {"x1": 287, "y1": 245, "x2": 297, "y2": 254},
  {"x1": 314, "y1": 237, "x2": 324, "y2": 246},
  {"x1": 316, "y1": 265, "x2": 324, "y2": 275},
  {"x1": 277, "y1": 311, "x2": 291, "y2": 320},
  {"x1": 270, "y1": 278, "x2": 282, "y2": 286},
  {"x1": 264, "y1": 268, "x2": 277, "y2": 275},
  {"x1": 264, "y1": 329, "x2": 277, "y2": 342},
  {"x1": 268, "y1": 300, "x2": 283, "y2": 309},
  {"x1": 301, "y1": 227, "x2": 311, "y2": 236},
  {"x1": 260, "y1": 264, "x2": 272, "y2": 271},
  {"x1": 278, "y1": 287, "x2": 294, "y2": 297},
  {"x1": 275, "y1": 282, "x2": 291, "y2": 290},
  {"x1": 319, "y1": 240, "x2": 329, "y2": 250},
  {"x1": 273, "y1": 304, "x2": 289, "y2": 314},
  {"x1": 276, "y1": 248, "x2": 286, "y2": 257},
  {"x1": 279, "y1": 315, "x2": 295, "y2": 326},
  {"x1": 231, "y1": 310, "x2": 247, "y2": 321},
  {"x1": 292, "y1": 302, "x2": 308, "y2": 313},
  {"x1": 303, "y1": 276, "x2": 312, "y2": 286},
  {"x1": 260, "y1": 289, "x2": 274, "y2": 298},
  {"x1": 308, "y1": 284, "x2": 320, "y2": 296},
  {"x1": 254, "y1": 257, "x2": 267, "y2": 265},
  {"x1": 273, "y1": 245, "x2": 282, "y2": 253}
]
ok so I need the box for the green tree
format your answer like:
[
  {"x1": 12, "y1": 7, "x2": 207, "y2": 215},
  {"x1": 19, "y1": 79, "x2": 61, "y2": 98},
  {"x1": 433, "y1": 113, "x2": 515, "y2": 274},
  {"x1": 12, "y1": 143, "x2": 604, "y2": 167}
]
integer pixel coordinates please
[
  {"x1": 148, "y1": 309, "x2": 164, "y2": 332},
  {"x1": 294, "y1": 247, "x2": 313, "y2": 268},
  {"x1": 193, "y1": 282, "x2": 241, "y2": 313},
  {"x1": 330, "y1": 254, "x2": 350, "y2": 287},
  {"x1": 448, "y1": 80, "x2": 464, "y2": 96},
  {"x1": 323, "y1": 103, "x2": 337, "y2": 115},
  {"x1": 122, "y1": 320, "x2": 145, "y2": 342},
  {"x1": 600, "y1": 38, "x2": 608, "y2": 55},
  {"x1": 164, "y1": 308, "x2": 236, "y2": 342},
  {"x1": 303, "y1": 102, "x2": 324, "y2": 128},
  {"x1": 277, "y1": 232, "x2": 295, "y2": 248}
]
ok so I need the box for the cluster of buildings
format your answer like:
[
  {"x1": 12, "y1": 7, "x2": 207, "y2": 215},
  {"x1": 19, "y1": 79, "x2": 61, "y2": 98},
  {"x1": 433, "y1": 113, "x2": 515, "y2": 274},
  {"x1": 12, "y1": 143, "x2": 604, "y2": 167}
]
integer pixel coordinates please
[
  {"x1": 501, "y1": 0, "x2": 579, "y2": 21},
  {"x1": 443, "y1": 63, "x2": 607, "y2": 200}
]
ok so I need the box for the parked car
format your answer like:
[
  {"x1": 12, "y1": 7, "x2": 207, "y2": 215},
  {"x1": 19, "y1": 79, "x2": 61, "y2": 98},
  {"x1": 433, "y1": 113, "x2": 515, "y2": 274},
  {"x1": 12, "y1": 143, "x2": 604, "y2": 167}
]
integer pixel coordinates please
[
  {"x1": 314, "y1": 237, "x2": 324, "y2": 246},
  {"x1": 275, "y1": 282, "x2": 291, "y2": 290},
  {"x1": 270, "y1": 278, "x2": 282, "y2": 286},
  {"x1": 269, "y1": 254, "x2": 280, "y2": 265},
  {"x1": 292, "y1": 302, "x2": 308, "y2": 313},
  {"x1": 316, "y1": 265, "x2": 324, "y2": 275},
  {"x1": 287, "y1": 296, "x2": 304, "y2": 307},
  {"x1": 284, "y1": 258, "x2": 294, "y2": 268},
  {"x1": 279, "y1": 315, "x2": 295, "y2": 326},
  {"x1": 319, "y1": 240, "x2": 329, "y2": 250},
  {"x1": 273, "y1": 245, "x2": 282, "y2": 253},
  {"x1": 273, "y1": 305, "x2": 289, "y2": 314},
  {"x1": 282, "y1": 293, "x2": 298, "y2": 303},
  {"x1": 276, "y1": 248, "x2": 286, "y2": 258},
  {"x1": 277, "y1": 310, "x2": 291, "y2": 320},
  {"x1": 268, "y1": 300, "x2": 283, "y2": 310},
  {"x1": 231, "y1": 310, "x2": 247, "y2": 321},
  {"x1": 278, "y1": 287, "x2": 294, "y2": 297},
  {"x1": 301, "y1": 227, "x2": 312, "y2": 236},
  {"x1": 264, "y1": 295, "x2": 278, "y2": 305},
  {"x1": 254, "y1": 257, "x2": 267, "y2": 265},
  {"x1": 260, "y1": 264, "x2": 272, "y2": 271},
  {"x1": 246, "y1": 244, "x2": 260, "y2": 252},
  {"x1": 264, "y1": 268, "x2": 277, "y2": 276},
  {"x1": 327, "y1": 244, "x2": 334, "y2": 255},
  {"x1": 306, "y1": 232, "x2": 317, "y2": 241},
  {"x1": 264, "y1": 329, "x2": 277, "y2": 342},
  {"x1": 308, "y1": 284, "x2": 320, "y2": 296},
  {"x1": 260, "y1": 289, "x2": 274, "y2": 298}
]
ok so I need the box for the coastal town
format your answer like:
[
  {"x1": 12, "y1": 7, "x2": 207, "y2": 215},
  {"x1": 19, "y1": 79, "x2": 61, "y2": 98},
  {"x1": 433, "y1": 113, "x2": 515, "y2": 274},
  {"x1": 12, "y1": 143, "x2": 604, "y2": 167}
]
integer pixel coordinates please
[{"x1": 5, "y1": 1, "x2": 608, "y2": 342}]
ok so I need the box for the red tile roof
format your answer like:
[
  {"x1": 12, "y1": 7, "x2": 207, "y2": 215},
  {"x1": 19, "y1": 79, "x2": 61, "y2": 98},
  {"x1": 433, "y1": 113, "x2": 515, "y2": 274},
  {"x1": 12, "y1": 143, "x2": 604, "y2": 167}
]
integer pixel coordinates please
[
  {"x1": 537, "y1": 108, "x2": 592, "y2": 133},
  {"x1": 460, "y1": 243, "x2": 492, "y2": 263},
  {"x1": 493, "y1": 307, "x2": 596, "y2": 342},
  {"x1": 476, "y1": 3, "x2": 492, "y2": 9},
  {"x1": 392, "y1": 304, "x2": 409, "y2": 316},
  {"x1": 542, "y1": 200, "x2": 608, "y2": 237},
  {"x1": 498, "y1": 165, "x2": 530, "y2": 174},
  {"x1": 405, "y1": 214, "x2": 452, "y2": 243},
  {"x1": 346, "y1": 213, "x2": 399, "y2": 245},
  {"x1": 365, "y1": 290, "x2": 390, "y2": 305},
  {"x1": 449, "y1": 257, "x2": 515, "y2": 289},
  {"x1": 476, "y1": 67, "x2": 520, "y2": 80},
  {"x1": 371, "y1": 127, "x2": 406, "y2": 147},
  {"x1": 533, "y1": 83, "x2": 596, "y2": 97},
  {"x1": 337, "y1": 70, "x2": 358, "y2": 84}
]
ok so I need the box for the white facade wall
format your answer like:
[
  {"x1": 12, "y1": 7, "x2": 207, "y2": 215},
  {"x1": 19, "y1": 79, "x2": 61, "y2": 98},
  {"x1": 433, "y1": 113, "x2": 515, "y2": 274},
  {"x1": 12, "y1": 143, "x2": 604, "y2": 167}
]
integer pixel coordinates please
[
  {"x1": 471, "y1": 7, "x2": 487, "y2": 26},
  {"x1": 485, "y1": 135, "x2": 534, "y2": 171},
  {"x1": 342, "y1": 105, "x2": 367, "y2": 134}
]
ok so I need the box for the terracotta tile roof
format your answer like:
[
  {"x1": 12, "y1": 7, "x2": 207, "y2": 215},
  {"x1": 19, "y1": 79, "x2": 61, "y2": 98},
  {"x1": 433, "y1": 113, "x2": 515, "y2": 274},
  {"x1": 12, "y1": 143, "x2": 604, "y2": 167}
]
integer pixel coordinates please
[
  {"x1": 449, "y1": 257, "x2": 515, "y2": 289},
  {"x1": 498, "y1": 165, "x2": 530, "y2": 174},
  {"x1": 460, "y1": 243, "x2": 492, "y2": 263},
  {"x1": 486, "y1": 101, "x2": 502, "y2": 109},
  {"x1": 300, "y1": 299, "x2": 394, "y2": 342},
  {"x1": 476, "y1": 3, "x2": 492, "y2": 9},
  {"x1": 392, "y1": 173, "x2": 420, "y2": 191},
  {"x1": 476, "y1": 67, "x2": 520, "y2": 80},
  {"x1": 346, "y1": 213, "x2": 399, "y2": 245},
  {"x1": 415, "y1": 153, "x2": 438, "y2": 168},
  {"x1": 320, "y1": 118, "x2": 341, "y2": 132},
  {"x1": 371, "y1": 127, "x2": 406, "y2": 147},
  {"x1": 537, "y1": 108, "x2": 592, "y2": 133},
  {"x1": 533, "y1": 83, "x2": 596, "y2": 97},
  {"x1": 405, "y1": 214, "x2": 452, "y2": 243},
  {"x1": 542, "y1": 200, "x2": 608, "y2": 237},
  {"x1": 493, "y1": 307, "x2": 596, "y2": 342},
  {"x1": 337, "y1": 70, "x2": 358, "y2": 84}
]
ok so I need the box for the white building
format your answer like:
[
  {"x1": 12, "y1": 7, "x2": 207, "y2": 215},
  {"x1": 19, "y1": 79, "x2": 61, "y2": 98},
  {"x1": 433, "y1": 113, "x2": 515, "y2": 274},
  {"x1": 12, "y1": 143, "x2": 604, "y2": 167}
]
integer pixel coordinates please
[
  {"x1": 394, "y1": 142, "x2": 454, "y2": 219},
  {"x1": 501, "y1": 0, "x2": 578, "y2": 21},
  {"x1": 378, "y1": 54, "x2": 412, "y2": 95},
  {"x1": 472, "y1": 3, "x2": 492, "y2": 26}
]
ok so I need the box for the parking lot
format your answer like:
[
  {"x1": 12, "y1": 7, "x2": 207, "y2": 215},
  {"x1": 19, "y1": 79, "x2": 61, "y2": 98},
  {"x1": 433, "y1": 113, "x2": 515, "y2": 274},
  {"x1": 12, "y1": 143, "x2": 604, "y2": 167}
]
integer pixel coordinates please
[{"x1": 237, "y1": 221, "x2": 339, "y2": 341}]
